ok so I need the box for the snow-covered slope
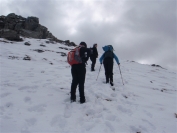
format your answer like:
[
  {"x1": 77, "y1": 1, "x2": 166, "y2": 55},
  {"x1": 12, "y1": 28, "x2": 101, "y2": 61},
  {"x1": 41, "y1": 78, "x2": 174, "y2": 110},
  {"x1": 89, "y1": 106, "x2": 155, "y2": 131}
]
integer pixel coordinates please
[{"x1": 0, "y1": 38, "x2": 176, "y2": 133}]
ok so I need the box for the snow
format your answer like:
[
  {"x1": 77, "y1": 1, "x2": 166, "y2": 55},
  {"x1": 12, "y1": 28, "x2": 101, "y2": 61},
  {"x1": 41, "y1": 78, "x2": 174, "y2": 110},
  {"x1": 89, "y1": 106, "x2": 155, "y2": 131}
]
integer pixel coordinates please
[{"x1": 0, "y1": 38, "x2": 176, "y2": 133}]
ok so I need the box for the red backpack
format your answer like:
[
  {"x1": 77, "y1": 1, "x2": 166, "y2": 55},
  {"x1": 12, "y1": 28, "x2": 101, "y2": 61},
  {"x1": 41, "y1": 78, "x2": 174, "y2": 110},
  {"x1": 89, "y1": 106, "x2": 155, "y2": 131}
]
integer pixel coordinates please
[{"x1": 67, "y1": 46, "x2": 82, "y2": 66}]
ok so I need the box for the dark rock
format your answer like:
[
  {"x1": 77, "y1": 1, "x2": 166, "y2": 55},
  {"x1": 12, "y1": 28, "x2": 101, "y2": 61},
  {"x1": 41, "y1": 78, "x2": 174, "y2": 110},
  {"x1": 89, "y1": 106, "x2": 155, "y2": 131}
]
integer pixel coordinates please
[
  {"x1": 61, "y1": 52, "x2": 67, "y2": 56},
  {"x1": 40, "y1": 44, "x2": 46, "y2": 47},
  {"x1": 8, "y1": 56, "x2": 19, "y2": 60},
  {"x1": 20, "y1": 29, "x2": 42, "y2": 38},
  {"x1": 70, "y1": 42, "x2": 77, "y2": 46},
  {"x1": 59, "y1": 47, "x2": 69, "y2": 50},
  {"x1": 0, "y1": 13, "x2": 77, "y2": 45},
  {"x1": 14, "y1": 23, "x2": 24, "y2": 31},
  {"x1": 151, "y1": 64, "x2": 164, "y2": 69},
  {"x1": 23, "y1": 55, "x2": 31, "y2": 60},
  {"x1": 56, "y1": 52, "x2": 67, "y2": 56},
  {"x1": 33, "y1": 49, "x2": 45, "y2": 53},
  {"x1": 0, "y1": 13, "x2": 54, "y2": 39},
  {"x1": 151, "y1": 64, "x2": 156, "y2": 66},
  {"x1": 24, "y1": 42, "x2": 31, "y2": 46},
  {"x1": 0, "y1": 29, "x2": 22, "y2": 41},
  {"x1": 0, "y1": 16, "x2": 5, "y2": 29},
  {"x1": 24, "y1": 16, "x2": 39, "y2": 31},
  {"x1": 65, "y1": 40, "x2": 70, "y2": 44}
]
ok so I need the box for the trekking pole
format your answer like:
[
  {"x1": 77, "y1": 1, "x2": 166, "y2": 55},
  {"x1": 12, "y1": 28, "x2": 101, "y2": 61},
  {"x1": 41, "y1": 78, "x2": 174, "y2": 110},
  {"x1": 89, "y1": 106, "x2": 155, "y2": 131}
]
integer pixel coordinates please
[
  {"x1": 118, "y1": 65, "x2": 124, "y2": 85},
  {"x1": 96, "y1": 64, "x2": 102, "y2": 81}
]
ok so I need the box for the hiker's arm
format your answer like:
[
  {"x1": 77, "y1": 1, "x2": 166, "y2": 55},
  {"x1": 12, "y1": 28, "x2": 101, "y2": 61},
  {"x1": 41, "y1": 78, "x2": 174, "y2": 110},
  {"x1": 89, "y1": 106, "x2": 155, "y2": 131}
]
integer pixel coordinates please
[
  {"x1": 96, "y1": 48, "x2": 98, "y2": 57},
  {"x1": 99, "y1": 54, "x2": 104, "y2": 64},
  {"x1": 86, "y1": 48, "x2": 91, "y2": 58},
  {"x1": 113, "y1": 53, "x2": 120, "y2": 65}
]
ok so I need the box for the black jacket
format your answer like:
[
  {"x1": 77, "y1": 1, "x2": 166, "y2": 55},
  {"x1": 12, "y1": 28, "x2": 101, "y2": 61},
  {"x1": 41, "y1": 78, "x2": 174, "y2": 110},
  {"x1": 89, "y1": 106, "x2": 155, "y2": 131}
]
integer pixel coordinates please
[
  {"x1": 90, "y1": 47, "x2": 98, "y2": 58},
  {"x1": 80, "y1": 47, "x2": 90, "y2": 65}
]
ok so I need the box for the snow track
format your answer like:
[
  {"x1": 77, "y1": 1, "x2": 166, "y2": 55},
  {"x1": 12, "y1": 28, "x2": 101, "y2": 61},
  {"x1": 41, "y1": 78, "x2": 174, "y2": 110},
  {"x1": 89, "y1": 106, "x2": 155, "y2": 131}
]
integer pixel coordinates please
[{"x1": 0, "y1": 38, "x2": 176, "y2": 133}]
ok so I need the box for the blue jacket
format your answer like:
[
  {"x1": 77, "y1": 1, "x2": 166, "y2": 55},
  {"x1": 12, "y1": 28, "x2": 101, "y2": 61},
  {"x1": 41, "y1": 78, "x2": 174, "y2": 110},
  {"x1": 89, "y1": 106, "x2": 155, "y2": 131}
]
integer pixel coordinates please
[{"x1": 99, "y1": 45, "x2": 120, "y2": 64}]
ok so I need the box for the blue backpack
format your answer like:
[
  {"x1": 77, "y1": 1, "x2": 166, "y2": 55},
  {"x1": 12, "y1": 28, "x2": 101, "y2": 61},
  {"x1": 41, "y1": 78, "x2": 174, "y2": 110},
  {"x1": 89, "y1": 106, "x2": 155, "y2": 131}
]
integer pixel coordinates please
[{"x1": 102, "y1": 45, "x2": 114, "y2": 58}]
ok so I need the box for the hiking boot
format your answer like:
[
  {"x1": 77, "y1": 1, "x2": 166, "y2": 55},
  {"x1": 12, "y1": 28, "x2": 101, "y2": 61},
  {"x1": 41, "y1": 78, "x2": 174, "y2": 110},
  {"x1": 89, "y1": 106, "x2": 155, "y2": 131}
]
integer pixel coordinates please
[
  {"x1": 80, "y1": 99, "x2": 86, "y2": 104},
  {"x1": 71, "y1": 99, "x2": 76, "y2": 103},
  {"x1": 110, "y1": 81, "x2": 114, "y2": 86},
  {"x1": 91, "y1": 68, "x2": 95, "y2": 71}
]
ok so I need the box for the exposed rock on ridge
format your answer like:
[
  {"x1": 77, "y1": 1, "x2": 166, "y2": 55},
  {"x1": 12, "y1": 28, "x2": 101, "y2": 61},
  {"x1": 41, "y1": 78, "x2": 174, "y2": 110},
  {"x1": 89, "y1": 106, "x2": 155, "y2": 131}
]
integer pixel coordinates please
[{"x1": 0, "y1": 13, "x2": 76, "y2": 46}]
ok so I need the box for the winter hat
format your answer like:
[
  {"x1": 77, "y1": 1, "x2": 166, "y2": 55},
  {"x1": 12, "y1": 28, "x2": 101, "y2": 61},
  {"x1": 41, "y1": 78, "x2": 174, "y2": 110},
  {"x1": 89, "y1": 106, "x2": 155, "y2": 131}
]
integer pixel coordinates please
[
  {"x1": 102, "y1": 45, "x2": 114, "y2": 51},
  {"x1": 108, "y1": 45, "x2": 114, "y2": 51},
  {"x1": 80, "y1": 42, "x2": 87, "y2": 48},
  {"x1": 93, "y1": 43, "x2": 97, "y2": 47}
]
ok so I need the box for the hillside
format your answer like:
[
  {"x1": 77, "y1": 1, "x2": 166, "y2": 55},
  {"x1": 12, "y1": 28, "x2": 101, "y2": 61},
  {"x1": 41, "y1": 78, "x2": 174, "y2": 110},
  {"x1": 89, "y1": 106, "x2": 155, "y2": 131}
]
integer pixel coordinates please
[{"x1": 0, "y1": 37, "x2": 176, "y2": 133}]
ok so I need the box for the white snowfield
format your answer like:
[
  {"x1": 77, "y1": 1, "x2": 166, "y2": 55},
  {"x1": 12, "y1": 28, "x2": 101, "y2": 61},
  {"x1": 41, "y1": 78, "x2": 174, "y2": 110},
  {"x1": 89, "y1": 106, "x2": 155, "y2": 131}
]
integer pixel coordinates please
[{"x1": 0, "y1": 38, "x2": 176, "y2": 133}]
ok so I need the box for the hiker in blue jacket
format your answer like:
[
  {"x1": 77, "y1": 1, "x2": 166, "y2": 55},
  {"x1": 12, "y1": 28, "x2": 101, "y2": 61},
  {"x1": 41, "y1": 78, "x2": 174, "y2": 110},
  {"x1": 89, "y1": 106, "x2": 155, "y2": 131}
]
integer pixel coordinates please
[{"x1": 99, "y1": 45, "x2": 120, "y2": 86}]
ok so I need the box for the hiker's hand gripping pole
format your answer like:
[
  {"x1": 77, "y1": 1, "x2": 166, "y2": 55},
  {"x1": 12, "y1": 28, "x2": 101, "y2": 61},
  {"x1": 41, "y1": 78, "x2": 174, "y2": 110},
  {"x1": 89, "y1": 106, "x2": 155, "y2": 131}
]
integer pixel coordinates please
[
  {"x1": 96, "y1": 64, "x2": 102, "y2": 81},
  {"x1": 118, "y1": 64, "x2": 124, "y2": 85}
]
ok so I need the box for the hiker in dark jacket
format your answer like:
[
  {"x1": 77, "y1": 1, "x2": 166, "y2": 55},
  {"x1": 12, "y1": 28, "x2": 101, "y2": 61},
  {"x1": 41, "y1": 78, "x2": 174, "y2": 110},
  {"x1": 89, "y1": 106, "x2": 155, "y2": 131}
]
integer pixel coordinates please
[
  {"x1": 99, "y1": 45, "x2": 120, "y2": 86},
  {"x1": 90, "y1": 43, "x2": 98, "y2": 71},
  {"x1": 70, "y1": 42, "x2": 90, "y2": 104}
]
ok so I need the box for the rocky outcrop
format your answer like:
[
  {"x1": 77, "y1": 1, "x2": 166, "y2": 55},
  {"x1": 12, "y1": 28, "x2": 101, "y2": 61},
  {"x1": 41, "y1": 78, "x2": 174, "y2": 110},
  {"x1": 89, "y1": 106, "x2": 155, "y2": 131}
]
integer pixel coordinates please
[
  {"x1": 0, "y1": 13, "x2": 77, "y2": 46},
  {"x1": 0, "y1": 29, "x2": 22, "y2": 41},
  {"x1": 0, "y1": 13, "x2": 56, "y2": 41}
]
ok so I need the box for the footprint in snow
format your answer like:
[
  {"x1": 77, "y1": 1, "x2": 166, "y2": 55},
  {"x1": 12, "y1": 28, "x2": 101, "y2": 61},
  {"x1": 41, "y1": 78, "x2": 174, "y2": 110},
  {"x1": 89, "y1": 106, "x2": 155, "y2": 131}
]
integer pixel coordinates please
[
  {"x1": 105, "y1": 121, "x2": 115, "y2": 132},
  {"x1": 0, "y1": 92, "x2": 11, "y2": 98},
  {"x1": 21, "y1": 127, "x2": 31, "y2": 133},
  {"x1": 18, "y1": 86, "x2": 38, "y2": 91},
  {"x1": 130, "y1": 126, "x2": 142, "y2": 133},
  {"x1": 51, "y1": 115, "x2": 67, "y2": 128},
  {"x1": 28, "y1": 104, "x2": 46, "y2": 112},
  {"x1": 117, "y1": 105, "x2": 133, "y2": 116},
  {"x1": 84, "y1": 123, "x2": 95, "y2": 131},
  {"x1": 143, "y1": 110, "x2": 153, "y2": 118},
  {"x1": 5, "y1": 102, "x2": 13, "y2": 108},
  {"x1": 24, "y1": 97, "x2": 32, "y2": 103},
  {"x1": 25, "y1": 118, "x2": 37, "y2": 126},
  {"x1": 64, "y1": 103, "x2": 72, "y2": 118},
  {"x1": 111, "y1": 93, "x2": 117, "y2": 97},
  {"x1": 105, "y1": 114, "x2": 116, "y2": 121},
  {"x1": 142, "y1": 119, "x2": 156, "y2": 130}
]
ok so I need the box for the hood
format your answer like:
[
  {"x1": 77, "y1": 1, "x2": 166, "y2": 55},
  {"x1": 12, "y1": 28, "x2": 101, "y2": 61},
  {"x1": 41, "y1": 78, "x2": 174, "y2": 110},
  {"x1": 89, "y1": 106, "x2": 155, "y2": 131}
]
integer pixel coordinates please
[{"x1": 102, "y1": 45, "x2": 113, "y2": 52}]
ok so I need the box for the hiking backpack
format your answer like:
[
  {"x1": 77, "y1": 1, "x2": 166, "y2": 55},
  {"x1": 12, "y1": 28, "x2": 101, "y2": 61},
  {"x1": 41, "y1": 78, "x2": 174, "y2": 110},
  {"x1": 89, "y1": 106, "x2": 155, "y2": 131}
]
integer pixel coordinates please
[
  {"x1": 90, "y1": 47, "x2": 93, "y2": 55},
  {"x1": 67, "y1": 46, "x2": 82, "y2": 66},
  {"x1": 104, "y1": 50, "x2": 114, "y2": 59}
]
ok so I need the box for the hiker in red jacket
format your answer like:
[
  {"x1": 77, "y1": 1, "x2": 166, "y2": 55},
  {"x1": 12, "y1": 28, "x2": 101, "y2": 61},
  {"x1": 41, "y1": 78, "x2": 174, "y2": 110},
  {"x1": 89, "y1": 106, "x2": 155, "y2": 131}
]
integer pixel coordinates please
[{"x1": 70, "y1": 42, "x2": 90, "y2": 104}]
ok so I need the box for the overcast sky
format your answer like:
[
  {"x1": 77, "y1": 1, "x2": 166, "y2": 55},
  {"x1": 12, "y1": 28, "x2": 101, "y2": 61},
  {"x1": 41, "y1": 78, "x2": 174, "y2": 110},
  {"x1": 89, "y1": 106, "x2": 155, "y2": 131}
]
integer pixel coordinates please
[{"x1": 0, "y1": 0, "x2": 176, "y2": 71}]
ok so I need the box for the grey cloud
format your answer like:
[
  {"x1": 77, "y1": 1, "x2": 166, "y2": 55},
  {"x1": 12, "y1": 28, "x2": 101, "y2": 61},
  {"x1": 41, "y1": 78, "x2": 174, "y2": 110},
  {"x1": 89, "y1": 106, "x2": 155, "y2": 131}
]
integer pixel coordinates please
[{"x1": 1, "y1": 0, "x2": 176, "y2": 71}]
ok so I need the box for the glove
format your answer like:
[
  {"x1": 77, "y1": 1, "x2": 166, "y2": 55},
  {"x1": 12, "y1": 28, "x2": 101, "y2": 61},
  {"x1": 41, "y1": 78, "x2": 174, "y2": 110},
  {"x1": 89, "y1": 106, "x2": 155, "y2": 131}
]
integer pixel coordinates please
[
  {"x1": 100, "y1": 63, "x2": 102, "y2": 64},
  {"x1": 118, "y1": 63, "x2": 120, "y2": 65}
]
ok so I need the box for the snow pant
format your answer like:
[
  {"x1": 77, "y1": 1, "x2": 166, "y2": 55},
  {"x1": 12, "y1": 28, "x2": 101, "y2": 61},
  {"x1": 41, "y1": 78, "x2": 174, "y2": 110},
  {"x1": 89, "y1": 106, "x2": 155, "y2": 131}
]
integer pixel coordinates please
[
  {"x1": 70, "y1": 64, "x2": 86, "y2": 103},
  {"x1": 103, "y1": 57, "x2": 113, "y2": 83},
  {"x1": 90, "y1": 57, "x2": 96, "y2": 71}
]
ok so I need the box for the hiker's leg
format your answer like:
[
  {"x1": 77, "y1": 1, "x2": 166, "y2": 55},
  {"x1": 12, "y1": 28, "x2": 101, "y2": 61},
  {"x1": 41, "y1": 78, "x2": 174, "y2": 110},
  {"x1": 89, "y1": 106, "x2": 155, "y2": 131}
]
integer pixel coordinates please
[
  {"x1": 108, "y1": 60, "x2": 114, "y2": 86},
  {"x1": 70, "y1": 65, "x2": 78, "y2": 101},
  {"x1": 92, "y1": 58, "x2": 96, "y2": 70},
  {"x1": 78, "y1": 65, "x2": 86, "y2": 103},
  {"x1": 109, "y1": 61, "x2": 114, "y2": 82},
  {"x1": 103, "y1": 61, "x2": 109, "y2": 83}
]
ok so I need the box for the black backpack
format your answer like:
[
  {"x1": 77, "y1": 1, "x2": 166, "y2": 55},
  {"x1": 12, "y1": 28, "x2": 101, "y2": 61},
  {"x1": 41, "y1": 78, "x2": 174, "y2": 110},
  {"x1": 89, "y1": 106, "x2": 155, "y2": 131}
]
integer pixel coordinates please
[
  {"x1": 104, "y1": 50, "x2": 114, "y2": 59},
  {"x1": 90, "y1": 47, "x2": 93, "y2": 55}
]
